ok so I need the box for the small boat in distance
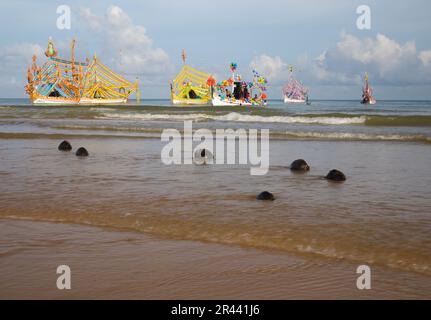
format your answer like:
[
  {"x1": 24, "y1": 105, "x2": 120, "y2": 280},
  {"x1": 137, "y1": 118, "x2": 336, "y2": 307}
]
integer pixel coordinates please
[
  {"x1": 283, "y1": 65, "x2": 309, "y2": 104},
  {"x1": 361, "y1": 72, "x2": 376, "y2": 105},
  {"x1": 170, "y1": 50, "x2": 213, "y2": 105},
  {"x1": 25, "y1": 38, "x2": 139, "y2": 105},
  {"x1": 212, "y1": 63, "x2": 267, "y2": 106}
]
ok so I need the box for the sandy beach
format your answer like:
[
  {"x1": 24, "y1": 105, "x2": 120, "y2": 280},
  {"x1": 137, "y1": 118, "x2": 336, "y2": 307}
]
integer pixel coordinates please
[{"x1": 1, "y1": 218, "x2": 430, "y2": 300}]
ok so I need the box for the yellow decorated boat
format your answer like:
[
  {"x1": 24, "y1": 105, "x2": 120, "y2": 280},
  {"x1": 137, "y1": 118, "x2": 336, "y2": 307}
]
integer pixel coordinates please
[
  {"x1": 80, "y1": 53, "x2": 139, "y2": 104},
  {"x1": 170, "y1": 50, "x2": 213, "y2": 106}
]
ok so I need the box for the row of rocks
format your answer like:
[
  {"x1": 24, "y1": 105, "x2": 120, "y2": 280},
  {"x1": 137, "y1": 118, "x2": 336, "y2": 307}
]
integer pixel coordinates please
[
  {"x1": 290, "y1": 159, "x2": 346, "y2": 181},
  {"x1": 58, "y1": 143, "x2": 344, "y2": 201},
  {"x1": 58, "y1": 141, "x2": 89, "y2": 157},
  {"x1": 256, "y1": 159, "x2": 346, "y2": 201}
]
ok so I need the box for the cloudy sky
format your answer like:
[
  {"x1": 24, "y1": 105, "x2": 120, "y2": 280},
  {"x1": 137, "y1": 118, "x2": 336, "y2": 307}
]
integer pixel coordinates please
[{"x1": 1, "y1": 0, "x2": 431, "y2": 99}]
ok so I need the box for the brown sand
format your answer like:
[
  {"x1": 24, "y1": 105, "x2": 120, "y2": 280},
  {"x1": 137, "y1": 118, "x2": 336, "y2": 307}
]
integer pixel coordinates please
[{"x1": 1, "y1": 218, "x2": 429, "y2": 300}]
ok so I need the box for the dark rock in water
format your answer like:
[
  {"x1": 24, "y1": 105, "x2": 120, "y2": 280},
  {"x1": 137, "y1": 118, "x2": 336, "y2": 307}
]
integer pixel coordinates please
[
  {"x1": 256, "y1": 191, "x2": 275, "y2": 201},
  {"x1": 76, "y1": 147, "x2": 89, "y2": 157},
  {"x1": 58, "y1": 140, "x2": 72, "y2": 151},
  {"x1": 290, "y1": 159, "x2": 310, "y2": 172},
  {"x1": 193, "y1": 148, "x2": 213, "y2": 165},
  {"x1": 325, "y1": 169, "x2": 346, "y2": 182}
]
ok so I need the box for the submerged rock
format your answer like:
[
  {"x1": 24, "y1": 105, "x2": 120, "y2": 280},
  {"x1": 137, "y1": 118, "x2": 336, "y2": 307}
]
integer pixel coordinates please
[
  {"x1": 58, "y1": 140, "x2": 72, "y2": 151},
  {"x1": 193, "y1": 148, "x2": 213, "y2": 165},
  {"x1": 325, "y1": 169, "x2": 346, "y2": 182},
  {"x1": 256, "y1": 191, "x2": 275, "y2": 201},
  {"x1": 290, "y1": 159, "x2": 310, "y2": 172},
  {"x1": 75, "y1": 147, "x2": 89, "y2": 157}
]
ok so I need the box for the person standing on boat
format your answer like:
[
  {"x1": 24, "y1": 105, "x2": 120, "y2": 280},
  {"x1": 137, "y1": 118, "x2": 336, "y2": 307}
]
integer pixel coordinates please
[
  {"x1": 227, "y1": 88, "x2": 233, "y2": 99},
  {"x1": 244, "y1": 86, "x2": 250, "y2": 102}
]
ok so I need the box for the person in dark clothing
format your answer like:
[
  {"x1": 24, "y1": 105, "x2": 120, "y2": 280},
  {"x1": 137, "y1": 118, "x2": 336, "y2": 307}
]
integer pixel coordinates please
[
  {"x1": 225, "y1": 89, "x2": 232, "y2": 99},
  {"x1": 189, "y1": 89, "x2": 197, "y2": 99},
  {"x1": 244, "y1": 86, "x2": 249, "y2": 101}
]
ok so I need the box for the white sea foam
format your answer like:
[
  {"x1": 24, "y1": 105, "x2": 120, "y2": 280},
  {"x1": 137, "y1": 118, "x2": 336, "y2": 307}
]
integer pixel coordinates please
[
  {"x1": 281, "y1": 131, "x2": 430, "y2": 142},
  {"x1": 96, "y1": 111, "x2": 367, "y2": 125},
  {"x1": 214, "y1": 113, "x2": 366, "y2": 124},
  {"x1": 97, "y1": 112, "x2": 208, "y2": 122}
]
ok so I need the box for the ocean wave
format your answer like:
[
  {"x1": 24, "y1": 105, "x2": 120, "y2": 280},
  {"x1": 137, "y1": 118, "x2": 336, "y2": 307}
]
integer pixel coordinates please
[
  {"x1": 96, "y1": 111, "x2": 367, "y2": 125},
  {"x1": 95, "y1": 111, "x2": 431, "y2": 126},
  {"x1": 215, "y1": 113, "x2": 367, "y2": 124},
  {"x1": 279, "y1": 131, "x2": 431, "y2": 143},
  {"x1": 96, "y1": 112, "x2": 212, "y2": 122},
  {"x1": 0, "y1": 132, "x2": 160, "y2": 140}
]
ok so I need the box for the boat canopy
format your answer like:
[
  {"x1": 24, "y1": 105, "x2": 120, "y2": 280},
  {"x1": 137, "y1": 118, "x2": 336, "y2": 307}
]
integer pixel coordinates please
[
  {"x1": 171, "y1": 65, "x2": 211, "y2": 102},
  {"x1": 81, "y1": 54, "x2": 139, "y2": 100},
  {"x1": 283, "y1": 66, "x2": 308, "y2": 101},
  {"x1": 25, "y1": 38, "x2": 139, "y2": 103},
  {"x1": 29, "y1": 56, "x2": 86, "y2": 100}
]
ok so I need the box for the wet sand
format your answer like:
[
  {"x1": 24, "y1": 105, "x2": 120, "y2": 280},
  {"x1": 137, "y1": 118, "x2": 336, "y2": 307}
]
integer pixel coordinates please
[{"x1": 1, "y1": 218, "x2": 430, "y2": 299}]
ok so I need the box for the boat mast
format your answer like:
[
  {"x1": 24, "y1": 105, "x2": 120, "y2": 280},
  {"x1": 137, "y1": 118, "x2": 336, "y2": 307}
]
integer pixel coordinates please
[
  {"x1": 230, "y1": 63, "x2": 237, "y2": 94},
  {"x1": 181, "y1": 49, "x2": 187, "y2": 65},
  {"x1": 364, "y1": 72, "x2": 369, "y2": 94}
]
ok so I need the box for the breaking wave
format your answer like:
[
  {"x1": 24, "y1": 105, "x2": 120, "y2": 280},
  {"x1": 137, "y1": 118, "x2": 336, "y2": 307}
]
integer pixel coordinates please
[
  {"x1": 96, "y1": 111, "x2": 367, "y2": 125},
  {"x1": 278, "y1": 131, "x2": 431, "y2": 143},
  {"x1": 96, "y1": 111, "x2": 431, "y2": 126}
]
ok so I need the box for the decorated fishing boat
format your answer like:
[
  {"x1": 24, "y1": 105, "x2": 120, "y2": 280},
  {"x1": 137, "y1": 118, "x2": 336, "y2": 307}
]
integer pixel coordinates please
[
  {"x1": 170, "y1": 50, "x2": 213, "y2": 105},
  {"x1": 25, "y1": 37, "x2": 139, "y2": 105},
  {"x1": 212, "y1": 63, "x2": 267, "y2": 106},
  {"x1": 283, "y1": 66, "x2": 309, "y2": 104},
  {"x1": 361, "y1": 73, "x2": 376, "y2": 105}
]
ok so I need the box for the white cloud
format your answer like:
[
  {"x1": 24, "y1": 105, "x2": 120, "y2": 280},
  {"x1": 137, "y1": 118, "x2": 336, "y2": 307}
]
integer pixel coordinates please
[
  {"x1": 0, "y1": 43, "x2": 44, "y2": 68},
  {"x1": 313, "y1": 33, "x2": 431, "y2": 85},
  {"x1": 0, "y1": 43, "x2": 44, "y2": 90},
  {"x1": 419, "y1": 50, "x2": 431, "y2": 67},
  {"x1": 250, "y1": 55, "x2": 287, "y2": 82},
  {"x1": 79, "y1": 7, "x2": 103, "y2": 32},
  {"x1": 79, "y1": 5, "x2": 172, "y2": 77},
  {"x1": 250, "y1": 32, "x2": 431, "y2": 92}
]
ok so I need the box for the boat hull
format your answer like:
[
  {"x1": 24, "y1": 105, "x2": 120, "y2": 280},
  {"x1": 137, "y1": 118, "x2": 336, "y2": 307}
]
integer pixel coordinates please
[
  {"x1": 212, "y1": 96, "x2": 252, "y2": 106},
  {"x1": 212, "y1": 96, "x2": 266, "y2": 107},
  {"x1": 361, "y1": 98, "x2": 377, "y2": 105},
  {"x1": 79, "y1": 98, "x2": 127, "y2": 105},
  {"x1": 172, "y1": 98, "x2": 210, "y2": 106},
  {"x1": 32, "y1": 97, "x2": 127, "y2": 105},
  {"x1": 32, "y1": 97, "x2": 79, "y2": 105},
  {"x1": 284, "y1": 96, "x2": 307, "y2": 104}
]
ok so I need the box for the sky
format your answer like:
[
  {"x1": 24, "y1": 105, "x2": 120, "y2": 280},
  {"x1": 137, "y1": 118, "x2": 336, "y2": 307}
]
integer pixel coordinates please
[{"x1": 0, "y1": 0, "x2": 431, "y2": 99}]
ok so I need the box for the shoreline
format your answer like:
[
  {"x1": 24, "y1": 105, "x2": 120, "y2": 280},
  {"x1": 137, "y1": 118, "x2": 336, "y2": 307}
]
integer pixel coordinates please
[{"x1": 1, "y1": 218, "x2": 430, "y2": 300}]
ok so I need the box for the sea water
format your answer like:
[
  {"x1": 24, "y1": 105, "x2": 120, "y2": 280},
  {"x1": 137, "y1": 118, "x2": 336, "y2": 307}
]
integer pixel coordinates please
[{"x1": 0, "y1": 99, "x2": 430, "y2": 279}]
